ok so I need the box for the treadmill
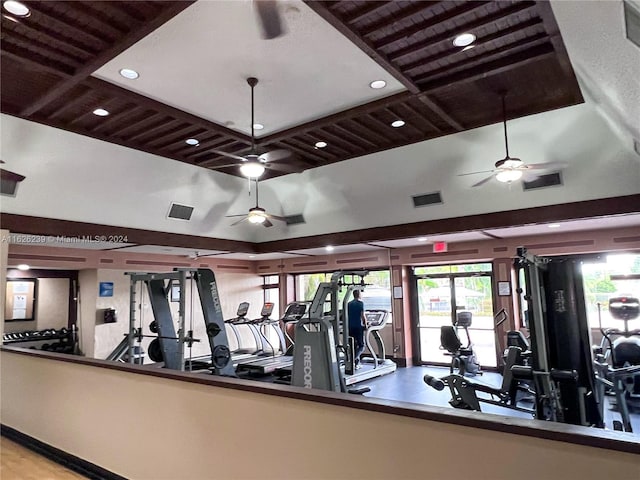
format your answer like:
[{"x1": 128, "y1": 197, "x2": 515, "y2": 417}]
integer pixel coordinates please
[
  {"x1": 236, "y1": 302, "x2": 309, "y2": 375},
  {"x1": 344, "y1": 309, "x2": 397, "y2": 385},
  {"x1": 225, "y1": 302, "x2": 266, "y2": 364}
]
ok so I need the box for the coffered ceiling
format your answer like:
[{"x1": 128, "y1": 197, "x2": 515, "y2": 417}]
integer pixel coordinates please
[
  {"x1": 1, "y1": 0, "x2": 639, "y2": 254},
  {"x1": 1, "y1": 0, "x2": 582, "y2": 179}
]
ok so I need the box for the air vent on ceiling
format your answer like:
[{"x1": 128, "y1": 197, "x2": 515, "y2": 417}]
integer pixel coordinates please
[
  {"x1": 624, "y1": 0, "x2": 640, "y2": 49},
  {"x1": 522, "y1": 172, "x2": 563, "y2": 191},
  {"x1": 412, "y1": 191, "x2": 443, "y2": 208},
  {"x1": 167, "y1": 203, "x2": 194, "y2": 221},
  {"x1": 1, "y1": 169, "x2": 26, "y2": 197},
  {"x1": 285, "y1": 214, "x2": 306, "y2": 225}
]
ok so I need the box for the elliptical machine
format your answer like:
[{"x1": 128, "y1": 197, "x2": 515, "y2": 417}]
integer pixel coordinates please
[{"x1": 592, "y1": 296, "x2": 640, "y2": 431}]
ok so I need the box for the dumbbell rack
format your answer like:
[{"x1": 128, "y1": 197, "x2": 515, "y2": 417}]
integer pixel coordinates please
[{"x1": 3, "y1": 328, "x2": 77, "y2": 353}]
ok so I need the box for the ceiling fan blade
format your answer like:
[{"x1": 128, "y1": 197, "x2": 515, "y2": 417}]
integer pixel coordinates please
[
  {"x1": 259, "y1": 149, "x2": 292, "y2": 163},
  {"x1": 265, "y1": 162, "x2": 305, "y2": 174},
  {"x1": 225, "y1": 214, "x2": 247, "y2": 218},
  {"x1": 210, "y1": 149, "x2": 247, "y2": 162},
  {"x1": 457, "y1": 169, "x2": 495, "y2": 177},
  {"x1": 230, "y1": 217, "x2": 249, "y2": 226},
  {"x1": 254, "y1": 0, "x2": 284, "y2": 39},
  {"x1": 471, "y1": 174, "x2": 496, "y2": 187},
  {"x1": 209, "y1": 163, "x2": 242, "y2": 170},
  {"x1": 266, "y1": 214, "x2": 287, "y2": 222},
  {"x1": 262, "y1": 218, "x2": 274, "y2": 228},
  {"x1": 524, "y1": 161, "x2": 569, "y2": 170}
]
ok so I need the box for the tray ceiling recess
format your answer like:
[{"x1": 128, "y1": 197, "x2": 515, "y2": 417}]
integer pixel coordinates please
[{"x1": 1, "y1": 1, "x2": 582, "y2": 179}]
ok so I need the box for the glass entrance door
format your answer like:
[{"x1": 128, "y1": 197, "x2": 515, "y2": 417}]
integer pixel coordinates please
[{"x1": 416, "y1": 273, "x2": 497, "y2": 367}]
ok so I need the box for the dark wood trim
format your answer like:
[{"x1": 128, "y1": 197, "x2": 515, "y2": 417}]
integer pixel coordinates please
[
  {"x1": 255, "y1": 195, "x2": 640, "y2": 253},
  {"x1": 0, "y1": 213, "x2": 256, "y2": 253},
  {"x1": 261, "y1": 92, "x2": 413, "y2": 144},
  {"x1": 20, "y1": 2, "x2": 195, "y2": 117},
  {"x1": 2, "y1": 347, "x2": 638, "y2": 454},
  {"x1": 534, "y1": 0, "x2": 584, "y2": 103},
  {"x1": 303, "y1": 1, "x2": 420, "y2": 94},
  {"x1": 1, "y1": 424, "x2": 127, "y2": 480}
]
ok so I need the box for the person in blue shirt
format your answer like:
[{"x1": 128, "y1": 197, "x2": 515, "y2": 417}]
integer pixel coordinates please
[{"x1": 347, "y1": 289, "x2": 367, "y2": 369}]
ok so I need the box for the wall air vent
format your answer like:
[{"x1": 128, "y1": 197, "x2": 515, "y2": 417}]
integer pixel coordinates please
[
  {"x1": 412, "y1": 191, "x2": 443, "y2": 208},
  {"x1": 624, "y1": 0, "x2": 640, "y2": 49},
  {"x1": 522, "y1": 172, "x2": 563, "y2": 191},
  {"x1": 1, "y1": 169, "x2": 26, "y2": 197},
  {"x1": 167, "y1": 203, "x2": 194, "y2": 221},
  {"x1": 285, "y1": 214, "x2": 306, "y2": 225}
]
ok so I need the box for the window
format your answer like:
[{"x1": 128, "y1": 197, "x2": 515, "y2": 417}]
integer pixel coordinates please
[
  {"x1": 294, "y1": 270, "x2": 392, "y2": 322},
  {"x1": 581, "y1": 254, "x2": 640, "y2": 330},
  {"x1": 414, "y1": 263, "x2": 492, "y2": 275},
  {"x1": 262, "y1": 275, "x2": 280, "y2": 319}
]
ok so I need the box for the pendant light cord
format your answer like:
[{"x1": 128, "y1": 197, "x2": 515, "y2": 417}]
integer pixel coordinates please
[{"x1": 502, "y1": 94, "x2": 510, "y2": 159}]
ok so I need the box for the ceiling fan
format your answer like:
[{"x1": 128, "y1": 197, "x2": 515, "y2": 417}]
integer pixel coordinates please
[
  {"x1": 254, "y1": 0, "x2": 286, "y2": 39},
  {"x1": 207, "y1": 77, "x2": 302, "y2": 178},
  {"x1": 226, "y1": 178, "x2": 287, "y2": 227},
  {"x1": 459, "y1": 95, "x2": 567, "y2": 187}
]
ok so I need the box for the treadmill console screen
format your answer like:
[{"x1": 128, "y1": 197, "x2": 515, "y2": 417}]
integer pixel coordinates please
[
  {"x1": 261, "y1": 302, "x2": 274, "y2": 317},
  {"x1": 365, "y1": 310, "x2": 386, "y2": 327},
  {"x1": 285, "y1": 302, "x2": 307, "y2": 318},
  {"x1": 237, "y1": 302, "x2": 250, "y2": 317}
]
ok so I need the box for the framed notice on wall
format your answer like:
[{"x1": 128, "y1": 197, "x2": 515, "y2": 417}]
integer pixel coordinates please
[
  {"x1": 497, "y1": 281, "x2": 511, "y2": 296},
  {"x1": 5, "y1": 278, "x2": 37, "y2": 321}
]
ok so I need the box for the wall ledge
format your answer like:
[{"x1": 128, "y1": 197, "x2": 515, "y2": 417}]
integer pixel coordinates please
[{"x1": 2, "y1": 346, "x2": 638, "y2": 455}]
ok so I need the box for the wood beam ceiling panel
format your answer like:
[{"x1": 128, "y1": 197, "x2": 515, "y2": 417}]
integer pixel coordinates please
[
  {"x1": 302, "y1": 0, "x2": 421, "y2": 94},
  {"x1": 0, "y1": 1, "x2": 584, "y2": 179},
  {"x1": 20, "y1": 2, "x2": 195, "y2": 117}
]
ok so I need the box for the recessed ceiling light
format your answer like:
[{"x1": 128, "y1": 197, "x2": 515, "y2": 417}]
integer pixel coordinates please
[
  {"x1": 391, "y1": 120, "x2": 405, "y2": 128},
  {"x1": 548, "y1": 223, "x2": 561, "y2": 229},
  {"x1": 3, "y1": 1, "x2": 30, "y2": 17},
  {"x1": 462, "y1": 45, "x2": 475, "y2": 52},
  {"x1": 239, "y1": 161, "x2": 265, "y2": 178},
  {"x1": 17, "y1": 264, "x2": 30, "y2": 270},
  {"x1": 325, "y1": 246, "x2": 334, "y2": 252},
  {"x1": 253, "y1": 123, "x2": 264, "y2": 130},
  {"x1": 92, "y1": 108, "x2": 109, "y2": 117},
  {"x1": 249, "y1": 255, "x2": 256, "y2": 258},
  {"x1": 453, "y1": 32, "x2": 476, "y2": 47},
  {"x1": 315, "y1": 141, "x2": 327, "y2": 149},
  {"x1": 418, "y1": 237, "x2": 427, "y2": 242},
  {"x1": 119, "y1": 68, "x2": 139, "y2": 80},
  {"x1": 185, "y1": 138, "x2": 199, "y2": 146},
  {"x1": 369, "y1": 80, "x2": 387, "y2": 89}
]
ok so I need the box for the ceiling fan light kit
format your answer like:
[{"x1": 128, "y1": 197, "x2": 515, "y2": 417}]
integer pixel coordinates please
[
  {"x1": 496, "y1": 169, "x2": 523, "y2": 183},
  {"x1": 459, "y1": 94, "x2": 567, "y2": 188},
  {"x1": 239, "y1": 161, "x2": 266, "y2": 178}
]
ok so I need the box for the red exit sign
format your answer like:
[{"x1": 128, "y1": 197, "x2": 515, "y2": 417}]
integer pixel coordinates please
[{"x1": 433, "y1": 241, "x2": 448, "y2": 253}]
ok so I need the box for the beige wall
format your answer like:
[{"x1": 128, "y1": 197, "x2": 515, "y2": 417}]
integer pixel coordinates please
[
  {"x1": 93, "y1": 269, "x2": 264, "y2": 360},
  {"x1": 78, "y1": 270, "x2": 97, "y2": 358},
  {"x1": 0, "y1": 229, "x2": 8, "y2": 337},
  {"x1": 36, "y1": 278, "x2": 70, "y2": 330},
  {"x1": 1, "y1": 351, "x2": 638, "y2": 480}
]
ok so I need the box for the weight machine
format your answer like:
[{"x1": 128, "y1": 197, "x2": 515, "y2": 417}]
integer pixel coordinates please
[
  {"x1": 111, "y1": 268, "x2": 234, "y2": 376},
  {"x1": 425, "y1": 248, "x2": 603, "y2": 427}
]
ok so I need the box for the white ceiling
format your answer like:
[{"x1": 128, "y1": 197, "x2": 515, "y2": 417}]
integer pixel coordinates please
[
  {"x1": 93, "y1": 0, "x2": 405, "y2": 137},
  {"x1": 551, "y1": 0, "x2": 640, "y2": 149},
  {"x1": 374, "y1": 232, "x2": 490, "y2": 249},
  {"x1": 485, "y1": 213, "x2": 640, "y2": 238}
]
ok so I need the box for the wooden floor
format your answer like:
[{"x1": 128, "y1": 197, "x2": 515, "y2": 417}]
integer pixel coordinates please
[{"x1": 0, "y1": 436, "x2": 87, "y2": 480}]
